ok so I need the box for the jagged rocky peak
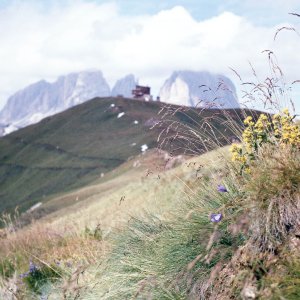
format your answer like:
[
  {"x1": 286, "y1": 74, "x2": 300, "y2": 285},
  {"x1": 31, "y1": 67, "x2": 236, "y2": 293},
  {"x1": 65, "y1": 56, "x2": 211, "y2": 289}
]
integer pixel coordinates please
[
  {"x1": 0, "y1": 70, "x2": 111, "y2": 133},
  {"x1": 111, "y1": 74, "x2": 137, "y2": 98},
  {"x1": 55, "y1": 70, "x2": 111, "y2": 107},
  {"x1": 0, "y1": 80, "x2": 51, "y2": 124},
  {"x1": 159, "y1": 70, "x2": 240, "y2": 108}
]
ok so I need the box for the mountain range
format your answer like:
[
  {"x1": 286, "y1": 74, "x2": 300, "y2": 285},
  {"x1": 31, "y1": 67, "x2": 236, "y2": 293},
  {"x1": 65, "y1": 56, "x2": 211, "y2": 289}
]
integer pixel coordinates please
[{"x1": 0, "y1": 70, "x2": 239, "y2": 136}]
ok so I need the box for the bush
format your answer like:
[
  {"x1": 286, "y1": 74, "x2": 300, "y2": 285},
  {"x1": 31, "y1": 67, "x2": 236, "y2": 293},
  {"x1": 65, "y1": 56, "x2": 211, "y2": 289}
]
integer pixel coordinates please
[
  {"x1": 229, "y1": 109, "x2": 300, "y2": 250},
  {"x1": 207, "y1": 111, "x2": 300, "y2": 299}
]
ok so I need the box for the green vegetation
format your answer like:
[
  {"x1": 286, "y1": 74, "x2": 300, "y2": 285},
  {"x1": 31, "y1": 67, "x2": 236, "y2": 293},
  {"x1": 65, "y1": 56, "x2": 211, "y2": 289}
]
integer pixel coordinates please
[
  {"x1": 22, "y1": 262, "x2": 63, "y2": 294},
  {"x1": 0, "y1": 94, "x2": 298, "y2": 299},
  {"x1": 84, "y1": 109, "x2": 299, "y2": 300},
  {"x1": 92, "y1": 180, "x2": 245, "y2": 299},
  {"x1": 0, "y1": 97, "x2": 250, "y2": 217},
  {"x1": 0, "y1": 148, "x2": 227, "y2": 296},
  {"x1": 0, "y1": 97, "x2": 161, "y2": 215}
]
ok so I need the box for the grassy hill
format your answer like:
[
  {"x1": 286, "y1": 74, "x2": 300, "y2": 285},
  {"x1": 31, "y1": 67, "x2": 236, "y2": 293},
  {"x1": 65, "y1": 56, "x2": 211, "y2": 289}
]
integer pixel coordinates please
[
  {"x1": 0, "y1": 97, "x2": 163, "y2": 215},
  {"x1": 0, "y1": 107, "x2": 299, "y2": 299},
  {"x1": 0, "y1": 97, "x2": 251, "y2": 216},
  {"x1": 0, "y1": 145, "x2": 231, "y2": 298}
]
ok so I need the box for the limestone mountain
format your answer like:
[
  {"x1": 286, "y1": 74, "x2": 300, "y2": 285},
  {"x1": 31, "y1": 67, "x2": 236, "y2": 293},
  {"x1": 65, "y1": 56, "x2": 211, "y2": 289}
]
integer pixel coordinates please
[{"x1": 159, "y1": 70, "x2": 240, "y2": 108}]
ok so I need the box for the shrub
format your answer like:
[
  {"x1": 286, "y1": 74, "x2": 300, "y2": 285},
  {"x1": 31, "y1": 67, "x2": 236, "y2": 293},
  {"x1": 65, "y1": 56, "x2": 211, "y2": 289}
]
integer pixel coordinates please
[{"x1": 229, "y1": 109, "x2": 300, "y2": 251}]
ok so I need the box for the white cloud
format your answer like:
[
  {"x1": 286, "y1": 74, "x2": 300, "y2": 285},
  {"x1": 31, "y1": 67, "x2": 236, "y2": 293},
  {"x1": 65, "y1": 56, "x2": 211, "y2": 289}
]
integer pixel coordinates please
[{"x1": 0, "y1": 1, "x2": 300, "y2": 112}]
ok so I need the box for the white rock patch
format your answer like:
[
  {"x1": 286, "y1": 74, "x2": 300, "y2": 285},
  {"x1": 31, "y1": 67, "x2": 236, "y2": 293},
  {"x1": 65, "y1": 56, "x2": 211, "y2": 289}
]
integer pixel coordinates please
[
  {"x1": 117, "y1": 112, "x2": 125, "y2": 118},
  {"x1": 141, "y1": 144, "x2": 148, "y2": 152}
]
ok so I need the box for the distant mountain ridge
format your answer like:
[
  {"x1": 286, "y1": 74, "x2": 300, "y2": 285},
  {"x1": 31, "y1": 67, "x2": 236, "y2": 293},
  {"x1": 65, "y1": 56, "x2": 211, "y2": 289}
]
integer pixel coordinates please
[
  {"x1": 111, "y1": 74, "x2": 137, "y2": 97},
  {"x1": 0, "y1": 70, "x2": 239, "y2": 135},
  {"x1": 159, "y1": 70, "x2": 239, "y2": 108},
  {"x1": 0, "y1": 70, "x2": 111, "y2": 134}
]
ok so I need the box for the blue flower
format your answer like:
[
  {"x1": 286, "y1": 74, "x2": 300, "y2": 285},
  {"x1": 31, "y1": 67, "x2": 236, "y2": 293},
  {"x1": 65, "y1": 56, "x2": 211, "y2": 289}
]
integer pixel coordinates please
[
  {"x1": 210, "y1": 213, "x2": 223, "y2": 223},
  {"x1": 19, "y1": 272, "x2": 29, "y2": 278},
  {"x1": 29, "y1": 261, "x2": 38, "y2": 273},
  {"x1": 217, "y1": 185, "x2": 228, "y2": 193},
  {"x1": 20, "y1": 261, "x2": 38, "y2": 279}
]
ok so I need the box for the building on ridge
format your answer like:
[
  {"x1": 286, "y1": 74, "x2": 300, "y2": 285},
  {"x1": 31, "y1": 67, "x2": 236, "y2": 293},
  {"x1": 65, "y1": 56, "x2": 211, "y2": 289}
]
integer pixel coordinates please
[{"x1": 132, "y1": 85, "x2": 152, "y2": 101}]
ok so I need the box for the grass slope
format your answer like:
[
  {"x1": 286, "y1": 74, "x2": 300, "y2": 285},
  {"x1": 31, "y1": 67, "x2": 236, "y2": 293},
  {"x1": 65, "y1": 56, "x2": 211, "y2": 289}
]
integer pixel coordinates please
[
  {"x1": 0, "y1": 97, "x2": 249, "y2": 216},
  {"x1": 0, "y1": 145, "x2": 229, "y2": 299},
  {"x1": 0, "y1": 98, "x2": 163, "y2": 214},
  {"x1": 0, "y1": 143, "x2": 298, "y2": 299}
]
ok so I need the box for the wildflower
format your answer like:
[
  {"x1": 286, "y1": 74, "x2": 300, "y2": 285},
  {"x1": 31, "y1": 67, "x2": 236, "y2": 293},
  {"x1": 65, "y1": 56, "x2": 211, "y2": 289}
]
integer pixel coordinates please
[
  {"x1": 210, "y1": 213, "x2": 223, "y2": 223},
  {"x1": 29, "y1": 261, "x2": 38, "y2": 273},
  {"x1": 282, "y1": 108, "x2": 289, "y2": 115},
  {"x1": 259, "y1": 114, "x2": 268, "y2": 121},
  {"x1": 217, "y1": 185, "x2": 228, "y2": 193},
  {"x1": 230, "y1": 143, "x2": 241, "y2": 152},
  {"x1": 231, "y1": 108, "x2": 300, "y2": 173},
  {"x1": 244, "y1": 167, "x2": 251, "y2": 174},
  {"x1": 55, "y1": 260, "x2": 61, "y2": 266},
  {"x1": 244, "y1": 116, "x2": 254, "y2": 126},
  {"x1": 20, "y1": 272, "x2": 29, "y2": 278},
  {"x1": 20, "y1": 261, "x2": 38, "y2": 278},
  {"x1": 40, "y1": 294, "x2": 48, "y2": 300}
]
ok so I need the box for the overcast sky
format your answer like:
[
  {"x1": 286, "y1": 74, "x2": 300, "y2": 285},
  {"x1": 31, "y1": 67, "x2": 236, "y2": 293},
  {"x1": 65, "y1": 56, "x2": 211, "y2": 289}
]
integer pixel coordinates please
[{"x1": 0, "y1": 0, "x2": 300, "y2": 112}]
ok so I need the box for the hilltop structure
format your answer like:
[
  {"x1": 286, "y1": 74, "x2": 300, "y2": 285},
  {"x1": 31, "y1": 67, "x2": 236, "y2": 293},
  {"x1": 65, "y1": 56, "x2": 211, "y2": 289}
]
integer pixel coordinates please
[{"x1": 132, "y1": 85, "x2": 152, "y2": 101}]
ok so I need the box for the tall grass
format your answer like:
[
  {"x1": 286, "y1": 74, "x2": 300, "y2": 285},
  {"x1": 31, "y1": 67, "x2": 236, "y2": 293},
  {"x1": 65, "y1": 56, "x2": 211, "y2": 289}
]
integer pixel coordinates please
[
  {"x1": 93, "y1": 177, "x2": 246, "y2": 299},
  {"x1": 0, "y1": 219, "x2": 107, "y2": 298},
  {"x1": 80, "y1": 19, "x2": 300, "y2": 299},
  {"x1": 78, "y1": 137, "x2": 299, "y2": 299}
]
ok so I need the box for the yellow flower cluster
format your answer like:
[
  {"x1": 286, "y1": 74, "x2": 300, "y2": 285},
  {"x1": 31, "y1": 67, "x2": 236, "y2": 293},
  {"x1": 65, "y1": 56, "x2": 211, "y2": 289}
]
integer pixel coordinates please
[
  {"x1": 272, "y1": 109, "x2": 300, "y2": 146},
  {"x1": 229, "y1": 143, "x2": 247, "y2": 163},
  {"x1": 240, "y1": 114, "x2": 270, "y2": 156},
  {"x1": 243, "y1": 116, "x2": 254, "y2": 126},
  {"x1": 230, "y1": 109, "x2": 300, "y2": 173}
]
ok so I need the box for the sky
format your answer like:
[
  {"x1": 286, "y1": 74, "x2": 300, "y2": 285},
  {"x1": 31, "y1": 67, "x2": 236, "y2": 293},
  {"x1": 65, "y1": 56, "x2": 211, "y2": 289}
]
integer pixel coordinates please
[{"x1": 0, "y1": 0, "x2": 300, "y2": 113}]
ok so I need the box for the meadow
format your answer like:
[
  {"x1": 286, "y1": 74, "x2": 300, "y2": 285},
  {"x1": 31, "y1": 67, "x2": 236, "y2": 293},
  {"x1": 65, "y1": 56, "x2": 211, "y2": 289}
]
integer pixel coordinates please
[
  {"x1": 1, "y1": 29, "x2": 300, "y2": 299},
  {"x1": 0, "y1": 104, "x2": 299, "y2": 299}
]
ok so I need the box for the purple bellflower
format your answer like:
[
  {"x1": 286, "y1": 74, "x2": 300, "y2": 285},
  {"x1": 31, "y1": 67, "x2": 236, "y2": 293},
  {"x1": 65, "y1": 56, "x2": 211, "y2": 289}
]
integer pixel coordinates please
[
  {"x1": 29, "y1": 261, "x2": 38, "y2": 273},
  {"x1": 210, "y1": 213, "x2": 223, "y2": 223},
  {"x1": 217, "y1": 185, "x2": 228, "y2": 193},
  {"x1": 20, "y1": 261, "x2": 38, "y2": 278}
]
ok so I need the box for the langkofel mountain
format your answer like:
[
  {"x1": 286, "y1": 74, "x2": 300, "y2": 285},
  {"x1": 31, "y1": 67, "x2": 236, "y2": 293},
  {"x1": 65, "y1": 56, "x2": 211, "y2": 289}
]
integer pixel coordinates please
[{"x1": 0, "y1": 70, "x2": 111, "y2": 135}]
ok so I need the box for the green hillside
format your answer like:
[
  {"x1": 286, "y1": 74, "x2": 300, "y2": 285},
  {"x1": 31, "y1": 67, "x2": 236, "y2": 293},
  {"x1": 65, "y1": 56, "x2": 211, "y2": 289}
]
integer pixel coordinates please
[
  {"x1": 0, "y1": 97, "x2": 252, "y2": 216},
  {"x1": 0, "y1": 105, "x2": 298, "y2": 300}
]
